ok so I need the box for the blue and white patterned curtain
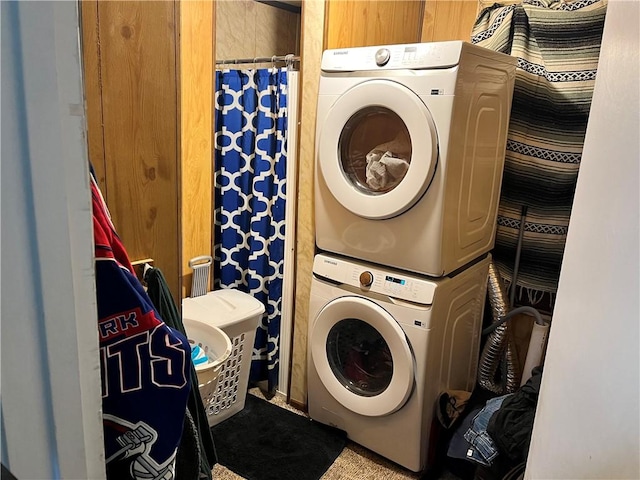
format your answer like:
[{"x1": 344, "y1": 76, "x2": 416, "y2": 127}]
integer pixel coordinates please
[{"x1": 213, "y1": 67, "x2": 288, "y2": 392}]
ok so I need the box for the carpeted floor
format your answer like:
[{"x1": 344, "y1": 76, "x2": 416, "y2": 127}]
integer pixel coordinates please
[{"x1": 211, "y1": 389, "x2": 463, "y2": 480}]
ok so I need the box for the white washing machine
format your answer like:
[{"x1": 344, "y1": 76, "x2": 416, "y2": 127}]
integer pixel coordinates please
[
  {"x1": 307, "y1": 253, "x2": 490, "y2": 472},
  {"x1": 315, "y1": 41, "x2": 516, "y2": 277}
]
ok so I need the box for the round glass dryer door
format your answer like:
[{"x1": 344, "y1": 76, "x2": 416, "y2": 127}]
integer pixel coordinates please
[
  {"x1": 310, "y1": 296, "x2": 414, "y2": 417},
  {"x1": 319, "y1": 79, "x2": 437, "y2": 220}
]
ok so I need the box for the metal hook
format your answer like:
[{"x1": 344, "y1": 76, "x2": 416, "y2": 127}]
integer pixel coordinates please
[
  {"x1": 284, "y1": 54, "x2": 293, "y2": 70},
  {"x1": 271, "y1": 55, "x2": 277, "y2": 69}
]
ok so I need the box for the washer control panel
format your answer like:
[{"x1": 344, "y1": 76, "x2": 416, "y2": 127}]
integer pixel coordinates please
[
  {"x1": 359, "y1": 270, "x2": 374, "y2": 287},
  {"x1": 313, "y1": 254, "x2": 437, "y2": 305}
]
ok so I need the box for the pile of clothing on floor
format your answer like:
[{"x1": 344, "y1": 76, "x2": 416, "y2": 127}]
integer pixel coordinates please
[{"x1": 435, "y1": 367, "x2": 543, "y2": 480}]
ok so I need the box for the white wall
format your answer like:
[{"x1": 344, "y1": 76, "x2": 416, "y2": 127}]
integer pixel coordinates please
[
  {"x1": 526, "y1": 0, "x2": 640, "y2": 478},
  {"x1": 1, "y1": 1, "x2": 105, "y2": 478}
]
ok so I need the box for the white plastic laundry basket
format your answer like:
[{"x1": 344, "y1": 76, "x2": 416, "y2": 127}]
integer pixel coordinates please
[
  {"x1": 182, "y1": 289, "x2": 265, "y2": 427},
  {"x1": 183, "y1": 317, "x2": 232, "y2": 401}
]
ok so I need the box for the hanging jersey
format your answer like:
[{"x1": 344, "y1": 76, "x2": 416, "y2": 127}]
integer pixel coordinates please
[{"x1": 91, "y1": 175, "x2": 191, "y2": 480}]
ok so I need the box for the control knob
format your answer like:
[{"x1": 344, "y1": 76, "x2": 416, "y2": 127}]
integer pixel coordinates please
[
  {"x1": 375, "y1": 48, "x2": 391, "y2": 67},
  {"x1": 359, "y1": 271, "x2": 374, "y2": 287}
]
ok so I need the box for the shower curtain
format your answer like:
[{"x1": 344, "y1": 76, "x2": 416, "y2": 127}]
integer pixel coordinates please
[{"x1": 213, "y1": 67, "x2": 288, "y2": 393}]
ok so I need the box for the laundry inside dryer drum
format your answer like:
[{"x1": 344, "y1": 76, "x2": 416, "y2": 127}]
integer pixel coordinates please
[
  {"x1": 326, "y1": 318, "x2": 393, "y2": 397},
  {"x1": 338, "y1": 106, "x2": 412, "y2": 195}
]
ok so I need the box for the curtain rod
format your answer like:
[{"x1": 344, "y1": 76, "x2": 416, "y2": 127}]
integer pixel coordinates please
[{"x1": 215, "y1": 54, "x2": 300, "y2": 66}]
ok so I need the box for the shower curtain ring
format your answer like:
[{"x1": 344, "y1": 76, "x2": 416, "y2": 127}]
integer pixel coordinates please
[
  {"x1": 271, "y1": 55, "x2": 277, "y2": 68},
  {"x1": 285, "y1": 54, "x2": 293, "y2": 69}
]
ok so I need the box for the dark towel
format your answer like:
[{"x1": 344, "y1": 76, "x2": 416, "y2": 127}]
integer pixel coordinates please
[
  {"x1": 487, "y1": 367, "x2": 543, "y2": 464},
  {"x1": 145, "y1": 267, "x2": 217, "y2": 480}
]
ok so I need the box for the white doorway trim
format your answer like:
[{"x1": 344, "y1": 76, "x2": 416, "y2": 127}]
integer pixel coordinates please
[
  {"x1": 279, "y1": 69, "x2": 300, "y2": 397},
  {"x1": 1, "y1": 1, "x2": 104, "y2": 478}
]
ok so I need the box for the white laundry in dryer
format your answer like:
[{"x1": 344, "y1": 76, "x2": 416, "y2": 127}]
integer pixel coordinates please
[
  {"x1": 307, "y1": 253, "x2": 490, "y2": 472},
  {"x1": 314, "y1": 41, "x2": 517, "y2": 276}
]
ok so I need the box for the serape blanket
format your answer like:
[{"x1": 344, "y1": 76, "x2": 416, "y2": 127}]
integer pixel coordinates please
[{"x1": 471, "y1": 0, "x2": 607, "y2": 306}]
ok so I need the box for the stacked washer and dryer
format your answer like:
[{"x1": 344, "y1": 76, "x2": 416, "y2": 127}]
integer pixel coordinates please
[{"x1": 307, "y1": 41, "x2": 517, "y2": 473}]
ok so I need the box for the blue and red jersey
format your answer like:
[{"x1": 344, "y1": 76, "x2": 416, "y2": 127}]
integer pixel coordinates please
[{"x1": 91, "y1": 175, "x2": 190, "y2": 480}]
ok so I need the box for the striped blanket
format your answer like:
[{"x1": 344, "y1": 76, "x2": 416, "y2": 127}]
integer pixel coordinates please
[{"x1": 471, "y1": 0, "x2": 607, "y2": 307}]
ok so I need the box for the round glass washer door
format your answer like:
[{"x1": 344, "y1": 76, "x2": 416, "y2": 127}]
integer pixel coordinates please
[
  {"x1": 310, "y1": 296, "x2": 414, "y2": 417},
  {"x1": 319, "y1": 79, "x2": 437, "y2": 220}
]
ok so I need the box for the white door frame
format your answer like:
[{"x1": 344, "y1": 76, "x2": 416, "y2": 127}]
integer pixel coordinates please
[
  {"x1": 1, "y1": 1, "x2": 105, "y2": 478},
  {"x1": 279, "y1": 69, "x2": 300, "y2": 397}
]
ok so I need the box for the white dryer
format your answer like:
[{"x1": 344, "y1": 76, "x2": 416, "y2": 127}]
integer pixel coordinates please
[
  {"x1": 315, "y1": 41, "x2": 516, "y2": 277},
  {"x1": 307, "y1": 253, "x2": 490, "y2": 472}
]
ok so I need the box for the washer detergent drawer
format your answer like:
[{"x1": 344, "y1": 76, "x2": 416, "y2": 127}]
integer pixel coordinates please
[{"x1": 310, "y1": 296, "x2": 414, "y2": 417}]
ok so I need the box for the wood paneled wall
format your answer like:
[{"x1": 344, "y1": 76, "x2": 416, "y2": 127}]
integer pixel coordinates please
[
  {"x1": 324, "y1": 0, "x2": 425, "y2": 49},
  {"x1": 421, "y1": 1, "x2": 480, "y2": 42},
  {"x1": 81, "y1": 1, "x2": 107, "y2": 196},
  {"x1": 83, "y1": 1, "x2": 180, "y2": 297},
  {"x1": 81, "y1": 1, "x2": 214, "y2": 300},
  {"x1": 215, "y1": 0, "x2": 300, "y2": 61},
  {"x1": 179, "y1": 1, "x2": 215, "y2": 298},
  {"x1": 289, "y1": 0, "x2": 326, "y2": 408}
]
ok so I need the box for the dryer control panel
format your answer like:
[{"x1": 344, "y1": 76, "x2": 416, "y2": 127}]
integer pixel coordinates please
[
  {"x1": 321, "y1": 41, "x2": 464, "y2": 72},
  {"x1": 313, "y1": 253, "x2": 437, "y2": 305}
]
